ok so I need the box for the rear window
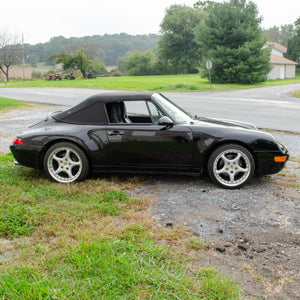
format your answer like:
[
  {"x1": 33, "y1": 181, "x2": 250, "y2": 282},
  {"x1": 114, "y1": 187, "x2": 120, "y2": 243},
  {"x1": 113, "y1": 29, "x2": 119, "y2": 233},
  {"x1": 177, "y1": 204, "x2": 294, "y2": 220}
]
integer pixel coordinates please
[{"x1": 54, "y1": 102, "x2": 107, "y2": 125}]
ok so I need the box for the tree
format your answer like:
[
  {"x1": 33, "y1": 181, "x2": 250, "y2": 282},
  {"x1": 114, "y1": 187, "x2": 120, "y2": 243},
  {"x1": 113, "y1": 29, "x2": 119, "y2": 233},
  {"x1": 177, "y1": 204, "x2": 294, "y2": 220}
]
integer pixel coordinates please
[
  {"x1": 49, "y1": 49, "x2": 93, "y2": 78},
  {"x1": 29, "y1": 53, "x2": 39, "y2": 67},
  {"x1": 287, "y1": 17, "x2": 300, "y2": 64},
  {"x1": 195, "y1": 0, "x2": 271, "y2": 83},
  {"x1": 0, "y1": 29, "x2": 21, "y2": 81},
  {"x1": 264, "y1": 26, "x2": 281, "y2": 44},
  {"x1": 91, "y1": 57, "x2": 107, "y2": 74},
  {"x1": 280, "y1": 25, "x2": 295, "y2": 47},
  {"x1": 43, "y1": 36, "x2": 65, "y2": 65},
  {"x1": 158, "y1": 5, "x2": 204, "y2": 74},
  {"x1": 264, "y1": 25, "x2": 295, "y2": 47},
  {"x1": 119, "y1": 50, "x2": 158, "y2": 76}
]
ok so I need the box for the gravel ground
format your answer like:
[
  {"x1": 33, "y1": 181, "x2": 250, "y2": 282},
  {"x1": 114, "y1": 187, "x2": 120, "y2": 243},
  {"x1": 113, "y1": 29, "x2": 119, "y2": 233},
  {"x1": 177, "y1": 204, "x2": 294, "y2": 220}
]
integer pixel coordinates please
[
  {"x1": 132, "y1": 174, "x2": 299, "y2": 299},
  {"x1": 1, "y1": 103, "x2": 300, "y2": 299}
]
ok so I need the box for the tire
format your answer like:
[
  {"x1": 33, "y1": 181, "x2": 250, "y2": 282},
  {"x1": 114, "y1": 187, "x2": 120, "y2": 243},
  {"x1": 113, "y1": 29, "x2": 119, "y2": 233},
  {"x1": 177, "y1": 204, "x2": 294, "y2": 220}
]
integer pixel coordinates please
[
  {"x1": 43, "y1": 142, "x2": 89, "y2": 183},
  {"x1": 207, "y1": 144, "x2": 255, "y2": 189}
]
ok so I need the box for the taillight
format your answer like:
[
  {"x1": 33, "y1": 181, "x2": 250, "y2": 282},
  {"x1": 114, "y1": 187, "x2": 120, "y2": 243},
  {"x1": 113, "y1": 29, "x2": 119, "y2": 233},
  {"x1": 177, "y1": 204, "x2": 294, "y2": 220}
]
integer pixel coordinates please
[{"x1": 13, "y1": 138, "x2": 24, "y2": 145}]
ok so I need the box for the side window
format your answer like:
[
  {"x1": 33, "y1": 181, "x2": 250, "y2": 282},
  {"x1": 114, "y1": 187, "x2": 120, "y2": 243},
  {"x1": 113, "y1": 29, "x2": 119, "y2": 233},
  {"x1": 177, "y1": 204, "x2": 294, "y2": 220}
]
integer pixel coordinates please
[
  {"x1": 105, "y1": 100, "x2": 164, "y2": 124},
  {"x1": 124, "y1": 100, "x2": 152, "y2": 123},
  {"x1": 125, "y1": 101, "x2": 149, "y2": 116},
  {"x1": 147, "y1": 101, "x2": 164, "y2": 124}
]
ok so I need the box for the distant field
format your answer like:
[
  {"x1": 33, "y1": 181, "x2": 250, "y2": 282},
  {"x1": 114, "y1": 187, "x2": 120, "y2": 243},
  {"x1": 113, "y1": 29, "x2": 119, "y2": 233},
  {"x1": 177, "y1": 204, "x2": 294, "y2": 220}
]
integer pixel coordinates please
[
  {"x1": 0, "y1": 65, "x2": 48, "y2": 81},
  {"x1": 1, "y1": 73, "x2": 300, "y2": 92}
]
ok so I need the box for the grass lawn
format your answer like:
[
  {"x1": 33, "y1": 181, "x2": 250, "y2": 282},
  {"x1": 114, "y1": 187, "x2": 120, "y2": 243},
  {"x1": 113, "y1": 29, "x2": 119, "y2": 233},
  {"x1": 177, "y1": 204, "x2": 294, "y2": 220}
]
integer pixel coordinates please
[
  {"x1": 0, "y1": 97, "x2": 30, "y2": 111},
  {"x1": 0, "y1": 153, "x2": 241, "y2": 299},
  {"x1": 1, "y1": 73, "x2": 299, "y2": 92}
]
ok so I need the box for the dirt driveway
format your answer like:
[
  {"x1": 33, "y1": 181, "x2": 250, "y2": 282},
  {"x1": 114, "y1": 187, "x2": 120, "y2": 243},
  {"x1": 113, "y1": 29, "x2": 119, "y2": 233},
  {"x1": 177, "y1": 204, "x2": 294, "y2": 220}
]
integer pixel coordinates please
[{"x1": 131, "y1": 164, "x2": 300, "y2": 299}]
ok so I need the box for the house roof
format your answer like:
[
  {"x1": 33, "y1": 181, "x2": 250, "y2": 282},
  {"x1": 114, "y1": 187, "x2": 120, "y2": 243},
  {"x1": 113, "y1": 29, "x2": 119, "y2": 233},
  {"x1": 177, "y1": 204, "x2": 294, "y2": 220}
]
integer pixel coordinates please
[
  {"x1": 270, "y1": 54, "x2": 297, "y2": 65},
  {"x1": 267, "y1": 42, "x2": 287, "y2": 54}
]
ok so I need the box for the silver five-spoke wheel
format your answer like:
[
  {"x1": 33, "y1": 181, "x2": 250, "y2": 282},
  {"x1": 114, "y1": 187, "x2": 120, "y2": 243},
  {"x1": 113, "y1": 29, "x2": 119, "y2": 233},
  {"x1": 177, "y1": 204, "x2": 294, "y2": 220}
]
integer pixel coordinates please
[
  {"x1": 208, "y1": 144, "x2": 255, "y2": 189},
  {"x1": 44, "y1": 142, "x2": 89, "y2": 183}
]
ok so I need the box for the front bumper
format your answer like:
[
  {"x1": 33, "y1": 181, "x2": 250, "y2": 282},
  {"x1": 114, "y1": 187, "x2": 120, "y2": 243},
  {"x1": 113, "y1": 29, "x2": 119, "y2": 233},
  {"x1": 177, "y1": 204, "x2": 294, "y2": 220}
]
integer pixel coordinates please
[{"x1": 255, "y1": 146, "x2": 289, "y2": 176}]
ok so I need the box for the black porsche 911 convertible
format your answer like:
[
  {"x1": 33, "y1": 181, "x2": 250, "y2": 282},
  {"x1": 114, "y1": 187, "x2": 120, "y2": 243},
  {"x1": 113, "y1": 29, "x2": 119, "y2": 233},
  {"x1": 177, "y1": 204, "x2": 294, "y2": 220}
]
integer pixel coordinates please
[{"x1": 10, "y1": 92, "x2": 289, "y2": 189}]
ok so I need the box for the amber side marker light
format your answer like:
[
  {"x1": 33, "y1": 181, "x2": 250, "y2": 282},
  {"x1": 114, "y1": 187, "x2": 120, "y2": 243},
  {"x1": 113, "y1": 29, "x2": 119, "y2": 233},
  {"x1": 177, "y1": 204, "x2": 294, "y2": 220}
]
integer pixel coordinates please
[
  {"x1": 274, "y1": 156, "x2": 287, "y2": 162},
  {"x1": 13, "y1": 138, "x2": 23, "y2": 145}
]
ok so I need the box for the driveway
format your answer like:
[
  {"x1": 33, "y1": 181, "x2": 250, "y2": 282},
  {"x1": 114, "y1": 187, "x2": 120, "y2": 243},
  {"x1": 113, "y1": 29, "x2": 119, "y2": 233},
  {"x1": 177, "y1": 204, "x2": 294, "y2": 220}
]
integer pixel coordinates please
[{"x1": 0, "y1": 84, "x2": 299, "y2": 132}]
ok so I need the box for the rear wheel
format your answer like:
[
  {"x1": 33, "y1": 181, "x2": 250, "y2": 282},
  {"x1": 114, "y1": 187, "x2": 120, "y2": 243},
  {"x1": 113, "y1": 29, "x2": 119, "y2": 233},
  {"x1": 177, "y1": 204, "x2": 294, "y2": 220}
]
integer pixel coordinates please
[
  {"x1": 43, "y1": 142, "x2": 89, "y2": 183},
  {"x1": 207, "y1": 144, "x2": 255, "y2": 189}
]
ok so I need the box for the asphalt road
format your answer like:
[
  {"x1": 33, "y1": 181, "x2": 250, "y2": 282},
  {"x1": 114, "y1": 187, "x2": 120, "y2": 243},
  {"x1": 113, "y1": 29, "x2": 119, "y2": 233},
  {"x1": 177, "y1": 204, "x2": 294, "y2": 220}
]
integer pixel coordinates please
[{"x1": 0, "y1": 84, "x2": 299, "y2": 132}]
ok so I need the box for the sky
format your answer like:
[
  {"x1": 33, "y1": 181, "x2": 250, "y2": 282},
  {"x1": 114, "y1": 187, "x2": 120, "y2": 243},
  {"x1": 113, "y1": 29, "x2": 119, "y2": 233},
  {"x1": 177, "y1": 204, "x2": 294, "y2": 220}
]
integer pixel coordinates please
[{"x1": 1, "y1": 0, "x2": 300, "y2": 45}]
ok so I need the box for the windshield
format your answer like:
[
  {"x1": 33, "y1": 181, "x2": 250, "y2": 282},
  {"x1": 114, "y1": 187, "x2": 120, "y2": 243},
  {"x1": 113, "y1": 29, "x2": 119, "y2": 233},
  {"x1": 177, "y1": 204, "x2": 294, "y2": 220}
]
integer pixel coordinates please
[{"x1": 152, "y1": 93, "x2": 193, "y2": 124}]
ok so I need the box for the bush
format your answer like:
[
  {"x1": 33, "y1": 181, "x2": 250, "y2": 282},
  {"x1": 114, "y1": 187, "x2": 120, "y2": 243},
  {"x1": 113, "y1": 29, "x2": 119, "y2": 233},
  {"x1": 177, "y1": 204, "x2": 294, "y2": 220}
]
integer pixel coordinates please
[
  {"x1": 62, "y1": 69, "x2": 83, "y2": 79},
  {"x1": 44, "y1": 69, "x2": 57, "y2": 77},
  {"x1": 109, "y1": 68, "x2": 122, "y2": 77},
  {"x1": 31, "y1": 70, "x2": 43, "y2": 80}
]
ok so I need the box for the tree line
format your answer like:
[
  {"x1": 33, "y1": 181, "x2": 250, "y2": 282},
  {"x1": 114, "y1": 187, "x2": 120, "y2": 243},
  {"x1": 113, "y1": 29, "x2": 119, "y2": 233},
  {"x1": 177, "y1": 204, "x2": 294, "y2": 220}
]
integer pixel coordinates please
[
  {"x1": 26, "y1": 33, "x2": 160, "y2": 67},
  {"x1": 1, "y1": 0, "x2": 299, "y2": 83}
]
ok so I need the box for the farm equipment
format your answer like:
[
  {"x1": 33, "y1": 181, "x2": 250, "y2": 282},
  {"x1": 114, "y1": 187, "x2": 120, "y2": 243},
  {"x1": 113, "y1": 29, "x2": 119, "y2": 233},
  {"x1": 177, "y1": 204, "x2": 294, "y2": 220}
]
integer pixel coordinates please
[
  {"x1": 45, "y1": 74, "x2": 62, "y2": 81},
  {"x1": 64, "y1": 74, "x2": 75, "y2": 80}
]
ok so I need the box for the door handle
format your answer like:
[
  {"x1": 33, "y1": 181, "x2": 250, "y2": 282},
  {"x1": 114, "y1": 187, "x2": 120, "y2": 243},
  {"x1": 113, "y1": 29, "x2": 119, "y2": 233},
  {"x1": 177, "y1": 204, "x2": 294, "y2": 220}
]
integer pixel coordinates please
[{"x1": 108, "y1": 130, "x2": 124, "y2": 136}]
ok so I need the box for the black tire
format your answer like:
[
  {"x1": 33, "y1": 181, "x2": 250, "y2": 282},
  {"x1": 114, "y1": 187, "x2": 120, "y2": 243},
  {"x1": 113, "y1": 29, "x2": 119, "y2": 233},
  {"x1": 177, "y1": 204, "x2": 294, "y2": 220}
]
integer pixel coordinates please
[
  {"x1": 207, "y1": 144, "x2": 255, "y2": 189},
  {"x1": 43, "y1": 142, "x2": 89, "y2": 183}
]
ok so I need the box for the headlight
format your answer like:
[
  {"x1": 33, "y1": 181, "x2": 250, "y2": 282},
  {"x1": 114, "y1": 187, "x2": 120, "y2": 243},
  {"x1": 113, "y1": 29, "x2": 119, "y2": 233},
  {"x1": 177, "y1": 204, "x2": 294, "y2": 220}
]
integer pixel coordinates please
[{"x1": 277, "y1": 142, "x2": 286, "y2": 153}]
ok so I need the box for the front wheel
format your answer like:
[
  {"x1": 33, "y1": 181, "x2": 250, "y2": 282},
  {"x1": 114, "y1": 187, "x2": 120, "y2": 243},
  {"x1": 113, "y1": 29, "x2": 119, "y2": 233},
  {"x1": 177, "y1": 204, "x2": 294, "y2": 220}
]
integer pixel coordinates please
[
  {"x1": 207, "y1": 144, "x2": 255, "y2": 189},
  {"x1": 43, "y1": 142, "x2": 89, "y2": 183}
]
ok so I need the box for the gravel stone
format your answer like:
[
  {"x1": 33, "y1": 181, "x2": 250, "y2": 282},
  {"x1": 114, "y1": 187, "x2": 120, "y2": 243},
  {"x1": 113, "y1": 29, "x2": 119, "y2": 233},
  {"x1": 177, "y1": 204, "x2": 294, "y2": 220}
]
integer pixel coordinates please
[
  {"x1": 238, "y1": 243, "x2": 250, "y2": 251},
  {"x1": 216, "y1": 245, "x2": 226, "y2": 252}
]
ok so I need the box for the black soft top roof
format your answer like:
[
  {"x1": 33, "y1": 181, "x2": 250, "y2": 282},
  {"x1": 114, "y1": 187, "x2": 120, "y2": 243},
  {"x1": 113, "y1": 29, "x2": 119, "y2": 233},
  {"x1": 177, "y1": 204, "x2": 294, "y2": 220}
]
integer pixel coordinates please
[{"x1": 53, "y1": 92, "x2": 154, "y2": 125}]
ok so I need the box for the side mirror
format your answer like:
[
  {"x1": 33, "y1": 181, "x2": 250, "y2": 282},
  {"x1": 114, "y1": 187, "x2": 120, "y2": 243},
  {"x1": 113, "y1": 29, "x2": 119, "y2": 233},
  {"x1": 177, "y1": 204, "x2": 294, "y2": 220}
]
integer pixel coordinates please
[{"x1": 158, "y1": 116, "x2": 174, "y2": 128}]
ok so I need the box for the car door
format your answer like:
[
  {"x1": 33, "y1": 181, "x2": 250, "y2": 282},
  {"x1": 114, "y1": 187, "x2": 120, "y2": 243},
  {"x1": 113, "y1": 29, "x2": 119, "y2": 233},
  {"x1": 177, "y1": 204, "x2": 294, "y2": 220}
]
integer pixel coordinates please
[{"x1": 100, "y1": 100, "x2": 194, "y2": 172}]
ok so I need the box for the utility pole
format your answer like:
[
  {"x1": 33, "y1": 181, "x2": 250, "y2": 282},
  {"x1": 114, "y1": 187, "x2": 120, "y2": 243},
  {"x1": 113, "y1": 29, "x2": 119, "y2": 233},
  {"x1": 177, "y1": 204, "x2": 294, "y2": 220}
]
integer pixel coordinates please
[{"x1": 22, "y1": 33, "x2": 25, "y2": 81}]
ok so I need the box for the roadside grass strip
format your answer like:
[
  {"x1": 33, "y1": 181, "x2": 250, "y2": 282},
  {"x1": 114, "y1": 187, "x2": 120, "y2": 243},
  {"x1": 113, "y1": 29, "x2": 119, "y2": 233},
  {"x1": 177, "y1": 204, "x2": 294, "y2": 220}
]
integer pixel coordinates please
[
  {"x1": 0, "y1": 153, "x2": 240, "y2": 299},
  {"x1": 0, "y1": 97, "x2": 29, "y2": 111}
]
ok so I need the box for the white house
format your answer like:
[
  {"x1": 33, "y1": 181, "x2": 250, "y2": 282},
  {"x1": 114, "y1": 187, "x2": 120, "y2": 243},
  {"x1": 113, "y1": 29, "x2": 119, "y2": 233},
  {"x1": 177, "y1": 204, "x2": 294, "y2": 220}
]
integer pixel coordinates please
[{"x1": 266, "y1": 42, "x2": 297, "y2": 80}]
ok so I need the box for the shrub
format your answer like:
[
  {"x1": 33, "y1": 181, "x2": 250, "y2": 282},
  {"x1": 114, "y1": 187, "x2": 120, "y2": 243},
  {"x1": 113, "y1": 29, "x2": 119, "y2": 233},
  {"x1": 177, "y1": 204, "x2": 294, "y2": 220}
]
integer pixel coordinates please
[
  {"x1": 31, "y1": 70, "x2": 43, "y2": 80},
  {"x1": 109, "y1": 68, "x2": 122, "y2": 77}
]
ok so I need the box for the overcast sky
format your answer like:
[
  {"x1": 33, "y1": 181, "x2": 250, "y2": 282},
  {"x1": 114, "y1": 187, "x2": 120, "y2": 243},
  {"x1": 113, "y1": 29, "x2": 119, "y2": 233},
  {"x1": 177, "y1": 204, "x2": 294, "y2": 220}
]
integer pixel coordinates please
[{"x1": 2, "y1": 0, "x2": 299, "y2": 45}]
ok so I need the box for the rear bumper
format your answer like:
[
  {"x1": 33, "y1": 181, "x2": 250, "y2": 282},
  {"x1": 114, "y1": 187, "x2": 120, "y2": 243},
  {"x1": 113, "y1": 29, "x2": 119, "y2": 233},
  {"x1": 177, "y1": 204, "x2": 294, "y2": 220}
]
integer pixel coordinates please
[{"x1": 10, "y1": 144, "x2": 41, "y2": 169}]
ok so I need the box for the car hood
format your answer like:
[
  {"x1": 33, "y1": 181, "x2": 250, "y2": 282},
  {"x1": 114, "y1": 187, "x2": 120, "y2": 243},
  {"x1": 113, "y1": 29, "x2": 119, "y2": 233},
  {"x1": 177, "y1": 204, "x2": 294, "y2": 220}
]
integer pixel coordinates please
[{"x1": 194, "y1": 117, "x2": 257, "y2": 130}]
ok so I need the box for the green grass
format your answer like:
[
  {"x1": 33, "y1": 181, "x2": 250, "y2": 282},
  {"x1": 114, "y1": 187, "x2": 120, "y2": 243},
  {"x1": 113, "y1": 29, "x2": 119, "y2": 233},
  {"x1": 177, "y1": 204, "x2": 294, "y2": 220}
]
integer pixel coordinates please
[
  {"x1": 292, "y1": 89, "x2": 300, "y2": 98},
  {"x1": 1, "y1": 73, "x2": 299, "y2": 92},
  {"x1": 0, "y1": 97, "x2": 29, "y2": 111},
  {"x1": 0, "y1": 153, "x2": 240, "y2": 299},
  {"x1": 0, "y1": 237, "x2": 239, "y2": 299}
]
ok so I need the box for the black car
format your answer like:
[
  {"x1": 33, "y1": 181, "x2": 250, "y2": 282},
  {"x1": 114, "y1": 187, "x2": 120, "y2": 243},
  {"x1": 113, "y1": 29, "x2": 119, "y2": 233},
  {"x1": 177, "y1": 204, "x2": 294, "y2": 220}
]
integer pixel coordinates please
[{"x1": 10, "y1": 92, "x2": 289, "y2": 189}]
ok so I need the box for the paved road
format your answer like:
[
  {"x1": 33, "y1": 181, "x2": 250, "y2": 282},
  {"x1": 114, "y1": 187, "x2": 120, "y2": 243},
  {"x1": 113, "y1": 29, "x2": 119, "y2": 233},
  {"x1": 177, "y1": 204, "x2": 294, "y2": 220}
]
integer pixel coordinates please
[
  {"x1": 167, "y1": 84, "x2": 300, "y2": 132},
  {"x1": 0, "y1": 84, "x2": 299, "y2": 132}
]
